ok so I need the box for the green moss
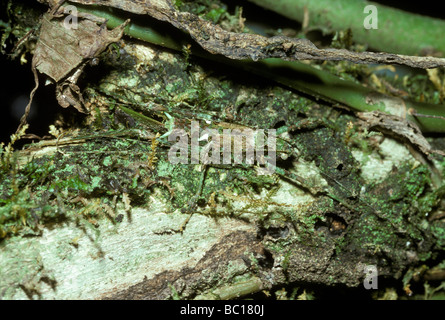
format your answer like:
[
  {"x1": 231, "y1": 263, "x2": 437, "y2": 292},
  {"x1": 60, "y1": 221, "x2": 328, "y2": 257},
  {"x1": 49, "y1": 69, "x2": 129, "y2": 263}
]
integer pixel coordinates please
[
  {"x1": 89, "y1": 38, "x2": 444, "y2": 285},
  {"x1": 431, "y1": 222, "x2": 445, "y2": 249},
  {"x1": 0, "y1": 129, "x2": 162, "y2": 239},
  {"x1": 337, "y1": 162, "x2": 439, "y2": 268},
  {"x1": 2, "y1": 5, "x2": 444, "y2": 298},
  {"x1": 176, "y1": 1, "x2": 227, "y2": 24}
]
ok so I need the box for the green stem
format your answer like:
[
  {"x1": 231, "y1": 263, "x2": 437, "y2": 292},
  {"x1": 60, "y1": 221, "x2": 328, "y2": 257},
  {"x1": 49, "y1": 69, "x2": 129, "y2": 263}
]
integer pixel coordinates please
[
  {"x1": 247, "y1": 0, "x2": 445, "y2": 56},
  {"x1": 243, "y1": 59, "x2": 445, "y2": 133},
  {"x1": 74, "y1": 4, "x2": 445, "y2": 133}
]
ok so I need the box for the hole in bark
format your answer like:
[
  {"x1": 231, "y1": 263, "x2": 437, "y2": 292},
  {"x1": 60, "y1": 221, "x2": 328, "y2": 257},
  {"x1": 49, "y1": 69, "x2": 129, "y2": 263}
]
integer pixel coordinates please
[
  {"x1": 273, "y1": 120, "x2": 286, "y2": 129},
  {"x1": 257, "y1": 248, "x2": 274, "y2": 269},
  {"x1": 326, "y1": 213, "x2": 347, "y2": 235},
  {"x1": 315, "y1": 213, "x2": 347, "y2": 235},
  {"x1": 264, "y1": 226, "x2": 289, "y2": 239}
]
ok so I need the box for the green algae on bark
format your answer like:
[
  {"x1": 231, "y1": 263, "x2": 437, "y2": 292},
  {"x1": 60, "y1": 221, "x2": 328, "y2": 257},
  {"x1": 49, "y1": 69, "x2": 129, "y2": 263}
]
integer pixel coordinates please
[
  {"x1": 1, "y1": 0, "x2": 445, "y2": 300},
  {"x1": 2, "y1": 37, "x2": 444, "y2": 299}
]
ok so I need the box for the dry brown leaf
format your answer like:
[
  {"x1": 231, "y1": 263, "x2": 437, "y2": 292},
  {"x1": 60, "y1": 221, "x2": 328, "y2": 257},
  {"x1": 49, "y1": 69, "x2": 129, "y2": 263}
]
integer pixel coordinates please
[
  {"x1": 17, "y1": 5, "x2": 128, "y2": 130},
  {"x1": 31, "y1": 12, "x2": 129, "y2": 112},
  {"x1": 34, "y1": 13, "x2": 128, "y2": 82}
]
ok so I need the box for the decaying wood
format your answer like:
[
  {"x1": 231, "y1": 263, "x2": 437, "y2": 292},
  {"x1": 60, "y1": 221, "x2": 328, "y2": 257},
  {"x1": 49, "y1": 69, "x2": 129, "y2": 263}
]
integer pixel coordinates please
[
  {"x1": 43, "y1": 0, "x2": 445, "y2": 69},
  {"x1": 357, "y1": 111, "x2": 445, "y2": 156},
  {"x1": 3, "y1": 0, "x2": 444, "y2": 301}
]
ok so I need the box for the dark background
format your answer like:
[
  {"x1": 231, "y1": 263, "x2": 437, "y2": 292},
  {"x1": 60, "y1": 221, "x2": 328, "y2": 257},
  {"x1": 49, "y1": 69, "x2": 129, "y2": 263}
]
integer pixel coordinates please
[{"x1": 0, "y1": 1, "x2": 444, "y2": 145}]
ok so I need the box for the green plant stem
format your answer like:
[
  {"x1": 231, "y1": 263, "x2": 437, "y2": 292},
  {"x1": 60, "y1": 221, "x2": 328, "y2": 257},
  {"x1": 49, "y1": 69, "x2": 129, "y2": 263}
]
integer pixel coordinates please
[
  {"x1": 247, "y1": 0, "x2": 445, "y2": 57},
  {"x1": 242, "y1": 59, "x2": 445, "y2": 133},
  {"x1": 74, "y1": 4, "x2": 445, "y2": 133}
]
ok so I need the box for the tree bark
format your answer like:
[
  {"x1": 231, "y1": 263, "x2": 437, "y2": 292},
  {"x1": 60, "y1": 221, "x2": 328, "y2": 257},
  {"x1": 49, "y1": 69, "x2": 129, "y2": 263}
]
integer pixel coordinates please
[{"x1": 1, "y1": 0, "x2": 445, "y2": 300}]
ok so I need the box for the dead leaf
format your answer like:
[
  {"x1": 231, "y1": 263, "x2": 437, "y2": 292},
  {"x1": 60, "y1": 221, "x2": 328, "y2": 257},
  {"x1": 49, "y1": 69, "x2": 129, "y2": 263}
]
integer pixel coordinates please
[
  {"x1": 34, "y1": 14, "x2": 83, "y2": 83},
  {"x1": 30, "y1": 11, "x2": 129, "y2": 112}
]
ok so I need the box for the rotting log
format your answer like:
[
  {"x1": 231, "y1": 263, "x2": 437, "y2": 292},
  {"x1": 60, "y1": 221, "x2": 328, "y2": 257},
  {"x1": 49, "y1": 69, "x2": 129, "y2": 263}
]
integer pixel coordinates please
[{"x1": 1, "y1": 0, "x2": 445, "y2": 300}]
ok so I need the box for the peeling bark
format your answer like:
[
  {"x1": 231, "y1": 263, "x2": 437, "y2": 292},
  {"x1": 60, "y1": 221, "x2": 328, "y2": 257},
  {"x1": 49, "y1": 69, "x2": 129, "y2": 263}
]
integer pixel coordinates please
[{"x1": 44, "y1": 0, "x2": 445, "y2": 68}]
